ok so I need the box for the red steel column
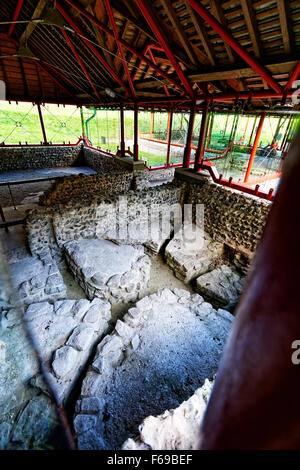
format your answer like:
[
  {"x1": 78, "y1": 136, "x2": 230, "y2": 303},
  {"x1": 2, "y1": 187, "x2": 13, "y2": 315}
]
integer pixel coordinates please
[
  {"x1": 37, "y1": 102, "x2": 48, "y2": 145},
  {"x1": 183, "y1": 99, "x2": 196, "y2": 168},
  {"x1": 199, "y1": 130, "x2": 300, "y2": 449},
  {"x1": 133, "y1": 102, "x2": 139, "y2": 161},
  {"x1": 166, "y1": 109, "x2": 173, "y2": 167},
  {"x1": 244, "y1": 113, "x2": 266, "y2": 182},
  {"x1": 120, "y1": 103, "x2": 125, "y2": 157},
  {"x1": 194, "y1": 98, "x2": 209, "y2": 172}
]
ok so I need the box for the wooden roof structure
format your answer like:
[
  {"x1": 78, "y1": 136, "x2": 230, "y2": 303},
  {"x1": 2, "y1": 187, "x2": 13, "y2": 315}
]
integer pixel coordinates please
[{"x1": 0, "y1": 0, "x2": 299, "y2": 108}]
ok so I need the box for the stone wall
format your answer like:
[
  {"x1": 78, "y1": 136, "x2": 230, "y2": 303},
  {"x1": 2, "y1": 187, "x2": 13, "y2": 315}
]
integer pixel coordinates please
[
  {"x1": 0, "y1": 144, "x2": 84, "y2": 172},
  {"x1": 83, "y1": 147, "x2": 125, "y2": 173},
  {"x1": 26, "y1": 182, "x2": 186, "y2": 257},
  {"x1": 39, "y1": 171, "x2": 133, "y2": 206},
  {"x1": 185, "y1": 178, "x2": 271, "y2": 260},
  {"x1": 134, "y1": 167, "x2": 175, "y2": 190}
]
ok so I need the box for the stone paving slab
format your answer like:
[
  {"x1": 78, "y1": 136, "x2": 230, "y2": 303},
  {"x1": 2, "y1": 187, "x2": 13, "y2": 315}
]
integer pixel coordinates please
[
  {"x1": 64, "y1": 238, "x2": 151, "y2": 305},
  {"x1": 122, "y1": 378, "x2": 214, "y2": 450},
  {"x1": 165, "y1": 225, "x2": 224, "y2": 283},
  {"x1": 25, "y1": 298, "x2": 111, "y2": 403},
  {"x1": 73, "y1": 288, "x2": 233, "y2": 450},
  {"x1": 195, "y1": 264, "x2": 245, "y2": 310}
]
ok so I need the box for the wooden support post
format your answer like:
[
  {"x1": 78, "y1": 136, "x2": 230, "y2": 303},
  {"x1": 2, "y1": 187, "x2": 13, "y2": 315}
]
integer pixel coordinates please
[
  {"x1": 194, "y1": 98, "x2": 209, "y2": 172},
  {"x1": 166, "y1": 109, "x2": 173, "y2": 167},
  {"x1": 183, "y1": 99, "x2": 196, "y2": 168},
  {"x1": 133, "y1": 102, "x2": 139, "y2": 161},
  {"x1": 37, "y1": 102, "x2": 47, "y2": 144},
  {"x1": 80, "y1": 106, "x2": 87, "y2": 140},
  {"x1": 244, "y1": 113, "x2": 266, "y2": 183},
  {"x1": 120, "y1": 103, "x2": 125, "y2": 157}
]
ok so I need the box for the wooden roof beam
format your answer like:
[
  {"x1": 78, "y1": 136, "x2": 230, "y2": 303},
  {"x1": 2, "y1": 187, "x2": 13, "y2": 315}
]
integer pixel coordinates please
[
  {"x1": 277, "y1": 0, "x2": 292, "y2": 54},
  {"x1": 240, "y1": 0, "x2": 261, "y2": 58},
  {"x1": 19, "y1": 0, "x2": 47, "y2": 44}
]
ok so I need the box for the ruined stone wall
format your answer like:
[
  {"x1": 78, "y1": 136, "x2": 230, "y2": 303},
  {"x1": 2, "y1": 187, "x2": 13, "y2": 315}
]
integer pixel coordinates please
[
  {"x1": 26, "y1": 182, "x2": 186, "y2": 257},
  {"x1": 0, "y1": 144, "x2": 83, "y2": 172},
  {"x1": 82, "y1": 147, "x2": 125, "y2": 173},
  {"x1": 134, "y1": 167, "x2": 175, "y2": 190},
  {"x1": 39, "y1": 171, "x2": 133, "y2": 206},
  {"x1": 186, "y1": 179, "x2": 271, "y2": 260}
]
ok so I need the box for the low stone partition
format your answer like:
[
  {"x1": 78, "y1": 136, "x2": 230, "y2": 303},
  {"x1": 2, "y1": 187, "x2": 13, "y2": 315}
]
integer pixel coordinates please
[
  {"x1": 0, "y1": 144, "x2": 84, "y2": 172},
  {"x1": 39, "y1": 171, "x2": 132, "y2": 206},
  {"x1": 64, "y1": 239, "x2": 150, "y2": 304},
  {"x1": 184, "y1": 177, "x2": 271, "y2": 264},
  {"x1": 73, "y1": 288, "x2": 233, "y2": 449},
  {"x1": 26, "y1": 182, "x2": 186, "y2": 257},
  {"x1": 83, "y1": 147, "x2": 126, "y2": 173}
]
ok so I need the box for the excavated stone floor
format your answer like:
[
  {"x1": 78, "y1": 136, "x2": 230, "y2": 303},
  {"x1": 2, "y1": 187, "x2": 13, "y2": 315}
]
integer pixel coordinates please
[{"x1": 74, "y1": 288, "x2": 233, "y2": 450}]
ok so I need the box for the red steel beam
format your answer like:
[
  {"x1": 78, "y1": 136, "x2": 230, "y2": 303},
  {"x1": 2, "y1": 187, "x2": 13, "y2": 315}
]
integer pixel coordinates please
[
  {"x1": 61, "y1": 28, "x2": 101, "y2": 102},
  {"x1": 8, "y1": 0, "x2": 24, "y2": 37},
  {"x1": 135, "y1": 0, "x2": 194, "y2": 98},
  {"x1": 194, "y1": 98, "x2": 209, "y2": 171},
  {"x1": 284, "y1": 60, "x2": 300, "y2": 91},
  {"x1": 183, "y1": 99, "x2": 196, "y2": 168},
  {"x1": 63, "y1": 0, "x2": 185, "y2": 94},
  {"x1": 166, "y1": 108, "x2": 173, "y2": 166},
  {"x1": 244, "y1": 112, "x2": 266, "y2": 182},
  {"x1": 186, "y1": 0, "x2": 282, "y2": 94},
  {"x1": 199, "y1": 132, "x2": 300, "y2": 449},
  {"x1": 104, "y1": 0, "x2": 136, "y2": 99},
  {"x1": 56, "y1": 1, "x2": 130, "y2": 97}
]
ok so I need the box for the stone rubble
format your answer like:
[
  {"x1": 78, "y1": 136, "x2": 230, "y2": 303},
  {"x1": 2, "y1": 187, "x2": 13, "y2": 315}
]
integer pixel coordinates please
[
  {"x1": 24, "y1": 298, "x2": 111, "y2": 403},
  {"x1": 165, "y1": 224, "x2": 224, "y2": 283},
  {"x1": 196, "y1": 264, "x2": 245, "y2": 310},
  {"x1": 64, "y1": 238, "x2": 151, "y2": 305},
  {"x1": 73, "y1": 288, "x2": 233, "y2": 450},
  {"x1": 122, "y1": 378, "x2": 214, "y2": 450}
]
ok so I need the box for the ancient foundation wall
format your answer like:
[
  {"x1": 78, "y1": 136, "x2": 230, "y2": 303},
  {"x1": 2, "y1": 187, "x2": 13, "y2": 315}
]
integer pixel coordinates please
[
  {"x1": 185, "y1": 178, "x2": 271, "y2": 265},
  {"x1": 26, "y1": 182, "x2": 186, "y2": 257},
  {"x1": 0, "y1": 144, "x2": 84, "y2": 172},
  {"x1": 39, "y1": 171, "x2": 133, "y2": 206},
  {"x1": 82, "y1": 147, "x2": 125, "y2": 173}
]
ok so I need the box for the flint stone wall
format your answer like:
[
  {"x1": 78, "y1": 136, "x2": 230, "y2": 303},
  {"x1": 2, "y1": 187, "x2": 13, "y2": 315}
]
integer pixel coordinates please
[
  {"x1": 39, "y1": 171, "x2": 133, "y2": 206},
  {"x1": 185, "y1": 178, "x2": 271, "y2": 260},
  {"x1": 82, "y1": 147, "x2": 125, "y2": 173},
  {"x1": 26, "y1": 182, "x2": 186, "y2": 257},
  {"x1": 0, "y1": 144, "x2": 84, "y2": 172}
]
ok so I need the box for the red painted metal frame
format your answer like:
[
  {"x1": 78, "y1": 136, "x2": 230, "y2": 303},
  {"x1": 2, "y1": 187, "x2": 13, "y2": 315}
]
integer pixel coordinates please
[
  {"x1": 133, "y1": 44, "x2": 170, "y2": 96},
  {"x1": 104, "y1": 0, "x2": 136, "y2": 99},
  {"x1": 284, "y1": 60, "x2": 300, "y2": 91},
  {"x1": 56, "y1": 1, "x2": 130, "y2": 97},
  {"x1": 194, "y1": 98, "x2": 209, "y2": 171},
  {"x1": 186, "y1": 0, "x2": 282, "y2": 94},
  {"x1": 61, "y1": 28, "x2": 102, "y2": 102},
  {"x1": 37, "y1": 102, "x2": 48, "y2": 144},
  {"x1": 244, "y1": 112, "x2": 266, "y2": 182},
  {"x1": 63, "y1": 0, "x2": 185, "y2": 95},
  {"x1": 183, "y1": 99, "x2": 196, "y2": 167},
  {"x1": 135, "y1": 0, "x2": 194, "y2": 98},
  {"x1": 8, "y1": 0, "x2": 24, "y2": 37}
]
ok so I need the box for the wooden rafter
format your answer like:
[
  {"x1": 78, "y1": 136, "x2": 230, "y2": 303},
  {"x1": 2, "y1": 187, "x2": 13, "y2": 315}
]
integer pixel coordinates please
[
  {"x1": 19, "y1": 0, "x2": 47, "y2": 44},
  {"x1": 210, "y1": 0, "x2": 235, "y2": 63},
  {"x1": 240, "y1": 0, "x2": 261, "y2": 58},
  {"x1": 277, "y1": 0, "x2": 291, "y2": 54}
]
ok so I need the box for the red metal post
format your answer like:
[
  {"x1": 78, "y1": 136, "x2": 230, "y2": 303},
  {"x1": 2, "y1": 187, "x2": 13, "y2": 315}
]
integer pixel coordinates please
[
  {"x1": 61, "y1": 28, "x2": 101, "y2": 102},
  {"x1": 135, "y1": 0, "x2": 194, "y2": 98},
  {"x1": 183, "y1": 99, "x2": 196, "y2": 168},
  {"x1": 8, "y1": 0, "x2": 24, "y2": 37},
  {"x1": 120, "y1": 103, "x2": 125, "y2": 157},
  {"x1": 63, "y1": 0, "x2": 185, "y2": 94},
  {"x1": 56, "y1": 1, "x2": 130, "y2": 97},
  {"x1": 206, "y1": 112, "x2": 214, "y2": 148},
  {"x1": 104, "y1": 0, "x2": 136, "y2": 99},
  {"x1": 166, "y1": 109, "x2": 173, "y2": 167},
  {"x1": 186, "y1": 0, "x2": 282, "y2": 94},
  {"x1": 199, "y1": 130, "x2": 300, "y2": 449},
  {"x1": 133, "y1": 102, "x2": 139, "y2": 161},
  {"x1": 194, "y1": 98, "x2": 209, "y2": 172},
  {"x1": 37, "y1": 102, "x2": 47, "y2": 144},
  {"x1": 284, "y1": 60, "x2": 300, "y2": 91},
  {"x1": 244, "y1": 113, "x2": 266, "y2": 182}
]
